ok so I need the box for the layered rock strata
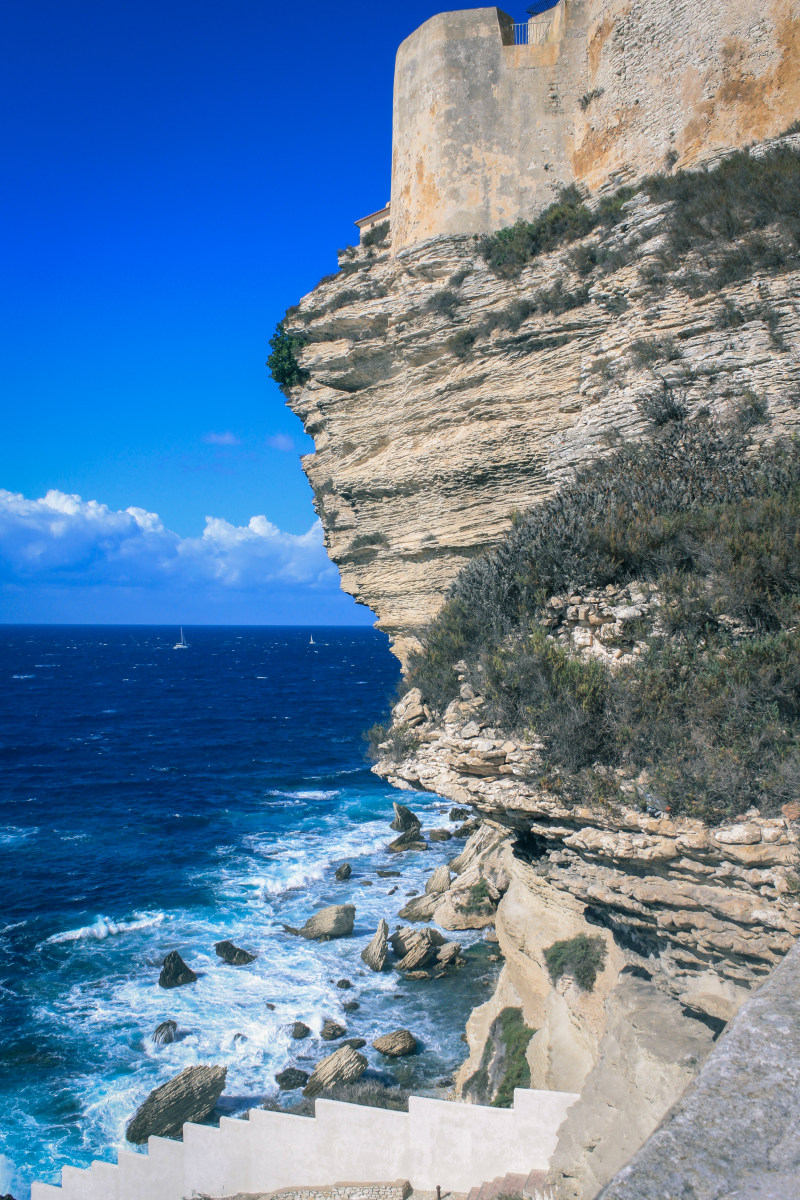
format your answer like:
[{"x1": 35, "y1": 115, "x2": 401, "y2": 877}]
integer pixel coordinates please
[
  {"x1": 285, "y1": 135, "x2": 800, "y2": 665},
  {"x1": 373, "y1": 696, "x2": 800, "y2": 1197}
]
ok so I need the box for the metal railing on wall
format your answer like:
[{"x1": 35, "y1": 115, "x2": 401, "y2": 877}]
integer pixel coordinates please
[{"x1": 512, "y1": 18, "x2": 553, "y2": 45}]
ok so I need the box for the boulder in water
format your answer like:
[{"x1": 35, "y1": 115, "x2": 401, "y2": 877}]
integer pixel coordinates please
[
  {"x1": 152, "y1": 1020, "x2": 177, "y2": 1045},
  {"x1": 275, "y1": 1067, "x2": 309, "y2": 1090},
  {"x1": 429, "y1": 829, "x2": 452, "y2": 842},
  {"x1": 158, "y1": 950, "x2": 197, "y2": 989},
  {"x1": 282, "y1": 904, "x2": 355, "y2": 941},
  {"x1": 126, "y1": 1064, "x2": 227, "y2": 1143},
  {"x1": 336, "y1": 978, "x2": 352, "y2": 989},
  {"x1": 390, "y1": 802, "x2": 422, "y2": 835},
  {"x1": 335, "y1": 862, "x2": 352, "y2": 881},
  {"x1": 303, "y1": 1044, "x2": 368, "y2": 1098},
  {"x1": 361, "y1": 918, "x2": 389, "y2": 972},
  {"x1": 373, "y1": 1029, "x2": 417, "y2": 1058},
  {"x1": 321, "y1": 1018, "x2": 346, "y2": 1041},
  {"x1": 292, "y1": 1021, "x2": 311, "y2": 1039},
  {"x1": 214, "y1": 939, "x2": 256, "y2": 965},
  {"x1": 343, "y1": 1037, "x2": 366, "y2": 1049},
  {"x1": 450, "y1": 807, "x2": 470, "y2": 821}
]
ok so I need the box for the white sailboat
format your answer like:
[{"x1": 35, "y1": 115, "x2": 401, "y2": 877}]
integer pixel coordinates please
[{"x1": 173, "y1": 627, "x2": 189, "y2": 649}]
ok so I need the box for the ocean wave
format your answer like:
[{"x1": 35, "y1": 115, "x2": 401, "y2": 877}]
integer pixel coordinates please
[
  {"x1": 260, "y1": 862, "x2": 327, "y2": 896},
  {"x1": 0, "y1": 825, "x2": 39, "y2": 847},
  {"x1": 265, "y1": 788, "x2": 341, "y2": 802},
  {"x1": 46, "y1": 911, "x2": 165, "y2": 945},
  {"x1": 11, "y1": 674, "x2": 34, "y2": 680}
]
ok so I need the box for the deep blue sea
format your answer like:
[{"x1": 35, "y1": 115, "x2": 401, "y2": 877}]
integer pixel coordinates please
[{"x1": 0, "y1": 627, "x2": 495, "y2": 1198}]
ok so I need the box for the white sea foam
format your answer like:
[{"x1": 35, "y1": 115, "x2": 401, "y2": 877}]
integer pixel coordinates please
[
  {"x1": 11, "y1": 674, "x2": 34, "y2": 680},
  {"x1": 0, "y1": 825, "x2": 39, "y2": 847},
  {"x1": 46, "y1": 911, "x2": 165, "y2": 945}
]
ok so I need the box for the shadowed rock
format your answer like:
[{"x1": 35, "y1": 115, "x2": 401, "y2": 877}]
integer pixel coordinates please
[
  {"x1": 373, "y1": 1029, "x2": 417, "y2": 1057},
  {"x1": 343, "y1": 1037, "x2": 367, "y2": 1049},
  {"x1": 398, "y1": 892, "x2": 439, "y2": 921},
  {"x1": 390, "y1": 802, "x2": 422, "y2": 834},
  {"x1": 391, "y1": 927, "x2": 445, "y2": 970},
  {"x1": 303, "y1": 1044, "x2": 368, "y2": 1098},
  {"x1": 429, "y1": 829, "x2": 452, "y2": 841},
  {"x1": 282, "y1": 904, "x2": 355, "y2": 941},
  {"x1": 361, "y1": 918, "x2": 389, "y2": 971},
  {"x1": 275, "y1": 1067, "x2": 309, "y2": 1090},
  {"x1": 321, "y1": 1018, "x2": 346, "y2": 1041},
  {"x1": 291, "y1": 1021, "x2": 311, "y2": 1039},
  {"x1": 158, "y1": 950, "x2": 197, "y2": 989},
  {"x1": 152, "y1": 1020, "x2": 177, "y2": 1045},
  {"x1": 335, "y1": 862, "x2": 352, "y2": 881},
  {"x1": 125, "y1": 1065, "x2": 226, "y2": 1143},
  {"x1": 214, "y1": 939, "x2": 256, "y2": 965}
]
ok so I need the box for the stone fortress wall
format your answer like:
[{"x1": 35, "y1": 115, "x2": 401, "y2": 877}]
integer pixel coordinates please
[{"x1": 390, "y1": 0, "x2": 800, "y2": 251}]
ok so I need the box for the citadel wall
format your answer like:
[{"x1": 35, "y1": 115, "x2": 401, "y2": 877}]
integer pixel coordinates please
[{"x1": 390, "y1": 0, "x2": 800, "y2": 251}]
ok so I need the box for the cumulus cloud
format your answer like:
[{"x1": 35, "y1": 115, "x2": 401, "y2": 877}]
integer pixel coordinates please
[
  {"x1": 265, "y1": 433, "x2": 295, "y2": 452},
  {"x1": 0, "y1": 489, "x2": 336, "y2": 591},
  {"x1": 203, "y1": 431, "x2": 241, "y2": 446}
]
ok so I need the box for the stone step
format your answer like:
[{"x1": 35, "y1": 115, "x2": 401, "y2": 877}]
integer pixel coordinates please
[{"x1": 522, "y1": 1170, "x2": 548, "y2": 1199}]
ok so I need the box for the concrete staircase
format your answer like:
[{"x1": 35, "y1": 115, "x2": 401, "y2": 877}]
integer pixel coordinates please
[
  {"x1": 31, "y1": 1089, "x2": 577, "y2": 1200},
  {"x1": 466, "y1": 1170, "x2": 550, "y2": 1200}
]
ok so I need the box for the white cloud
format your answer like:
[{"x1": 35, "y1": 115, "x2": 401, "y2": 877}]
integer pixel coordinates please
[
  {"x1": 265, "y1": 433, "x2": 295, "y2": 452},
  {"x1": 0, "y1": 489, "x2": 335, "y2": 590},
  {"x1": 203, "y1": 431, "x2": 241, "y2": 446}
]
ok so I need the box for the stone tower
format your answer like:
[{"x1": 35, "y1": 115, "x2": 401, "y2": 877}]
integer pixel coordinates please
[{"x1": 389, "y1": 0, "x2": 800, "y2": 251}]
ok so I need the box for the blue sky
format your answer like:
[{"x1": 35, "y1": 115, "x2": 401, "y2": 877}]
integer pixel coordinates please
[{"x1": 0, "y1": 0, "x2": 536, "y2": 624}]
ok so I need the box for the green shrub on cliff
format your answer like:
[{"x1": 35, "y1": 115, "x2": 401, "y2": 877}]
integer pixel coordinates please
[
  {"x1": 406, "y1": 411, "x2": 800, "y2": 822},
  {"x1": 267, "y1": 319, "x2": 307, "y2": 395},
  {"x1": 544, "y1": 933, "x2": 607, "y2": 992}
]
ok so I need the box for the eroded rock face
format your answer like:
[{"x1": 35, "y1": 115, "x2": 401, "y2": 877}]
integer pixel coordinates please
[
  {"x1": 158, "y1": 951, "x2": 197, "y2": 989},
  {"x1": 373, "y1": 1029, "x2": 418, "y2": 1057},
  {"x1": 303, "y1": 1045, "x2": 368, "y2": 1098},
  {"x1": 214, "y1": 939, "x2": 256, "y2": 965},
  {"x1": 361, "y1": 918, "x2": 389, "y2": 971},
  {"x1": 284, "y1": 136, "x2": 800, "y2": 667},
  {"x1": 125, "y1": 1065, "x2": 227, "y2": 1143},
  {"x1": 152, "y1": 1020, "x2": 177, "y2": 1045},
  {"x1": 283, "y1": 904, "x2": 355, "y2": 941}
]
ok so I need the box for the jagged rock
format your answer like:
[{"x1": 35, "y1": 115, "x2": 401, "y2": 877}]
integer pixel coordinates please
[
  {"x1": 320, "y1": 1018, "x2": 346, "y2": 1041},
  {"x1": 453, "y1": 820, "x2": 480, "y2": 839},
  {"x1": 390, "y1": 925, "x2": 445, "y2": 958},
  {"x1": 429, "y1": 829, "x2": 452, "y2": 841},
  {"x1": 390, "y1": 802, "x2": 422, "y2": 834},
  {"x1": 335, "y1": 862, "x2": 352, "y2": 881},
  {"x1": 214, "y1": 939, "x2": 256, "y2": 965},
  {"x1": 291, "y1": 1021, "x2": 311, "y2": 1039},
  {"x1": 125, "y1": 1065, "x2": 227, "y2": 1143},
  {"x1": 376, "y1": 869, "x2": 401, "y2": 877},
  {"x1": 336, "y1": 978, "x2": 352, "y2": 989},
  {"x1": 436, "y1": 942, "x2": 464, "y2": 968},
  {"x1": 152, "y1": 1020, "x2": 177, "y2": 1045},
  {"x1": 158, "y1": 951, "x2": 197, "y2": 989},
  {"x1": 275, "y1": 1067, "x2": 309, "y2": 1090},
  {"x1": 343, "y1": 1037, "x2": 367, "y2": 1049},
  {"x1": 303, "y1": 1044, "x2": 368, "y2": 1098},
  {"x1": 388, "y1": 832, "x2": 428, "y2": 853},
  {"x1": 398, "y1": 892, "x2": 440, "y2": 921},
  {"x1": 373, "y1": 1029, "x2": 417, "y2": 1057},
  {"x1": 343, "y1": 1000, "x2": 359, "y2": 1011},
  {"x1": 426, "y1": 864, "x2": 452, "y2": 894},
  {"x1": 405, "y1": 970, "x2": 431, "y2": 980},
  {"x1": 392, "y1": 927, "x2": 446, "y2": 970},
  {"x1": 361, "y1": 918, "x2": 389, "y2": 971},
  {"x1": 282, "y1": 904, "x2": 355, "y2": 941},
  {"x1": 450, "y1": 807, "x2": 470, "y2": 821}
]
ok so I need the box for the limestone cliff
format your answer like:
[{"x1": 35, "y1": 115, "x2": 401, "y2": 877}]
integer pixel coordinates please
[
  {"x1": 285, "y1": 134, "x2": 800, "y2": 666},
  {"x1": 280, "y1": 133, "x2": 800, "y2": 1198}
]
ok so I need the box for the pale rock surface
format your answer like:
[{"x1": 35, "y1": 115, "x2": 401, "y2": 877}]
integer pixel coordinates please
[
  {"x1": 283, "y1": 904, "x2": 355, "y2": 941},
  {"x1": 361, "y1": 918, "x2": 389, "y2": 971},
  {"x1": 372, "y1": 1029, "x2": 418, "y2": 1057},
  {"x1": 126, "y1": 1064, "x2": 227, "y2": 1143},
  {"x1": 302, "y1": 1045, "x2": 368, "y2": 1098},
  {"x1": 285, "y1": 136, "x2": 800, "y2": 667}
]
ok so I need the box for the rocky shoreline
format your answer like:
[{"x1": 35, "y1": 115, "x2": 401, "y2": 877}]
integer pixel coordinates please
[
  {"x1": 371, "y1": 688, "x2": 800, "y2": 1199},
  {"x1": 123, "y1": 799, "x2": 508, "y2": 1144}
]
